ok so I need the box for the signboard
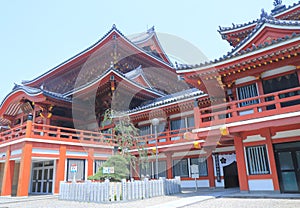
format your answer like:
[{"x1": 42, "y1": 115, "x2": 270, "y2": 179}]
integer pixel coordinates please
[
  {"x1": 103, "y1": 167, "x2": 114, "y2": 174},
  {"x1": 190, "y1": 164, "x2": 199, "y2": 179},
  {"x1": 70, "y1": 164, "x2": 78, "y2": 173}
]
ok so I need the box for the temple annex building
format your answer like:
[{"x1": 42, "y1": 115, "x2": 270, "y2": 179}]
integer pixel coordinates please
[{"x1": 1, "y1": 1, "x2": 300, "y2": 196}]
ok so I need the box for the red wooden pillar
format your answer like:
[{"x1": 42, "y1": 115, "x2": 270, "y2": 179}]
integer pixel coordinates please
[
  {"x1": 54, "y1": 145, "x2": 66, "y2": 194},
  {"x1": 297, "y1": 68, "x2": 300, "y2": 85},
  {"x1": 1, "y1": 147, "x2": 15, "y2": 196},
  {"x1": 264, "y1": 129, "x2": 280, "y2": 191},
  {"x1": 87, "y1": 148, "x2": 94, "y2": 177},
  {"x1": 165, "y1": 152, "x2": 173, "y2": 179},
  {"x1": 256, "y1": 77, "x2": 264, "y2": 96},
  {"x1": 193, "y1": 100, "x2": 201, "y2": 129},
  {"x1": 234, "y1": 136, "x2": 249, "y2": 191},
  {"x1": 207, "y1": 154, "x2": 215, "y2": 188},
  {"x1": 17, "y1": 142, "x2": 32, "y2": 196}
]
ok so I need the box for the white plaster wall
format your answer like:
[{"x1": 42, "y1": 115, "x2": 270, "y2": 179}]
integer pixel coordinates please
[
  {"x1": 181, "y1": 179, "x2": 209, "y2": 188},
  {"x1": 215, "y1": 179, "x2": 224, "y2": 187},
  {"x1": 248, "y1": 179, "x2": 274, "y2": 191}
]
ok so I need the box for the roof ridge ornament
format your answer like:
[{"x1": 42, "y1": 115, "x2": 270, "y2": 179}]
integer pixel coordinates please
[
  {"x1": 147, "y1": 26, "x2": 155, "y2": 34},
  {"x1": 260, "y1": 9, "x2": 275, "y2": 20},
  {"x1": 271, "y1": 0, "x2": 286, "y2": 14},
  {"x1": 273, "y1": 0, "x2": 282, "y2": 7},
  {"x1": 260, "y1": 9, "x2": 268, "y2": 19}
]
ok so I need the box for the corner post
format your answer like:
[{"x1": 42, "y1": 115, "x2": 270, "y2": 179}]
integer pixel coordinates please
[
  {"x1": 234, "y1": 135, "x2": 249, "y2": 192},
  {"x1": 1, "y1": 147, "x2": 15, "y2": 196}
]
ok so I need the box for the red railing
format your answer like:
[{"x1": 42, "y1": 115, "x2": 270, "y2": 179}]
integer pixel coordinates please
[
  {"x1": 0, "y1": 124, "x2": 26, "y2": 141},
  {"x1": 133, "y1": 127, "x2": 194, "y2": 148},
  {"x1": 0, "y1": 123, "x2": 117, "y2": 145},
  {"x1": 0, "y1": 123, "x2": 196, "y2": 149},
  {"x1": 31, "y1": 123, "x2": 117, "y2": 145},
  {"x1": 196, "y1": 86, "x2": 300, "y2": 128}
]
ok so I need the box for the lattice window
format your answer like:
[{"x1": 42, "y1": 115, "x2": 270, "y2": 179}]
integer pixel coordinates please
[
  {"x1": 246, "y1": 145, "x2": 270, "y2": 175},
  {"x1": 237, "y1": 84, "x2": 259, "y2": 107}
]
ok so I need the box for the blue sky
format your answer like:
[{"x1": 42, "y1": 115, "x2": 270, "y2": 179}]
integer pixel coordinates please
[{"x1": 0, "y1": 0, "x2": 296, "y2": 101}]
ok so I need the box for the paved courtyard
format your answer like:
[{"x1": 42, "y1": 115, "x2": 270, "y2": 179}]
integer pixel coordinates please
[
  {"x1": 183, "y1": 198, "x2": 300, "y2": 208},
  {"x1": 0, "y1": 189, "x2": 300, "y2": 208}
]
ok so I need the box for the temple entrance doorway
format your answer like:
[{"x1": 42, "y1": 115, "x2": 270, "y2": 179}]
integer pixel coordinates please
[
  {"x1": 223, "y1": 161, "x2": 239, "y2": 188},
  {"x1": 31, "y1": 160, "x2": 54, "y2": 195}
]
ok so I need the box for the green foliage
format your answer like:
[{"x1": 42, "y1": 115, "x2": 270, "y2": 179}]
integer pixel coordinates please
[
  {"x1": 95, "y1": 109, "x2": 149, "y2": 178},
  {"x1": 88, "y1": 155, "x2": 129, "y2": 182}
]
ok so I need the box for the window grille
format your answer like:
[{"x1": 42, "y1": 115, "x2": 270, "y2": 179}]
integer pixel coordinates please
[
  {"x1": 237, "y1": 84, "x2": 259, "y2": 107},
  {"x1": 246, "y1": 145, "x2": 270, "y2": 175}
]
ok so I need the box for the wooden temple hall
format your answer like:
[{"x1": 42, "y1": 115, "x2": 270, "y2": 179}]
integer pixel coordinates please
[{"x1": 1, "y1": 1, "x2": 300, "y2": 196}]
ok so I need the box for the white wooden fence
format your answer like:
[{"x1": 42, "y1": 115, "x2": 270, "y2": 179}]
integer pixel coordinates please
[{"x1": 59, "y1": 177, "x2": 181, "y2": 203}]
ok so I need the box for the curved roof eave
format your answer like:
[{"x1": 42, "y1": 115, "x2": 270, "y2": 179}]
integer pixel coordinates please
[
  {"x1": 227, "y1": 18, "x2": 300, "y2": 55},
  {"x1": 176, "y1": 33, "x2": 300, "y2": 74},
  {"x1": 127, "y1": 89, "x2": 206, "y2": 115},
  {"x1": 22, "y1": 25, "x2": 173, "y2": 86},
  {"x1": 64, "y1": 67, "x2": 165, "y2": 97},
  {"x1": 219, "y1": 2, "x2": 300, "y2": 34}
]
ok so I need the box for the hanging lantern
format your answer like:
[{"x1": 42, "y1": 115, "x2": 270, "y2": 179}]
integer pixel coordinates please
[
  {"x1": 193, "y1": 141, "x2": 201, "y2": 149},
  {"x1": 220, "y1": 126, "x2": 229, "y2": 136},
  {"x1": 152, "y1": 147, "x2": 157, "y2": 154}
]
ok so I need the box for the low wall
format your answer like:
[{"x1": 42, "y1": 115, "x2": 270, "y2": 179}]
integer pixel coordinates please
[{"x1": 59, "y1": 177, "x2": 181, "y2": 203}]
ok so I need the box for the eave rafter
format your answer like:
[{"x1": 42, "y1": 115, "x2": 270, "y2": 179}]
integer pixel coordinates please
[{"x1": 184, "y1": 43, "x2": 300, "y2": 90}]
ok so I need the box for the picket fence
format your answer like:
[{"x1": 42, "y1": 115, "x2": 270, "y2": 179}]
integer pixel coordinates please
[{"x1": 59, "y1": 177, "x2": 181, "y2": 203}]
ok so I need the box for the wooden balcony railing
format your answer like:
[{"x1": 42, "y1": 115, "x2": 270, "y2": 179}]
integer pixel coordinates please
[
  {"x1": 196, "y1": 86, "x2": 300, "y2": 128},
  {"x1": 31, "y1": 123, "x2": 117, "y2": 145},
  {"x1": 2, "y1": 87, "x2": 299, "y2": 147},
  {"x1": 0, "y1": 124, "x2": 26, "y2": 141},
  {"x1": 133, "y1": 127, "x2": 195, "y2": 148},
  {"x1": 0, "y1": 123, "x2": 117, "y2": 146},
  {"x1": 0, "y1": 122, "x2": 196, "y2": 149}
]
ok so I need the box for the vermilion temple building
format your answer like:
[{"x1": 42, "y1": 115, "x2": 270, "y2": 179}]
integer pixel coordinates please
[{"x1": 1, "y1": 1, "x2": 300, "y2": 196}]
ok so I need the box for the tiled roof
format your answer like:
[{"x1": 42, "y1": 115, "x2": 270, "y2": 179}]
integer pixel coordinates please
[
  {"x1": 228, "y1": 17, "x2": 300, "y2": 55},
  {"x1": 128, "y1": 26, "x2": 156, "y2": 44},
  {"x1": 218, "y1": 19, "x2": 258, "y2": 33},
  {"x1": 0, "y1": 85, "x2": 71, "y2": 125},
  {"x1": 6, "y1": 84, "x2": 71, "y2": 103},
  {"x1": 272, "y1": 1, "x2": 300, "y2": 15},
  {"x1": 22, "y1": 25, "x2": 172, "y2": 86},
  {"x1": 219, "y1": 1, "x2": 300, "y2": 33},
  {"x1": 127, "y1": 88, "x2": 205, "y2": 114},
  {"x1": 63, "y1": 66, "x2": 166, "y2": 97},
  {"x1": 177, "y1": 18, "x2": 300, "y2": 71}
]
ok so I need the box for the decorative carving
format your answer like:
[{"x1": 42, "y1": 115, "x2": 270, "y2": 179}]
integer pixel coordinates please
[{"x1": 273, "y1": 0, "x2": 282, "y2": 7}]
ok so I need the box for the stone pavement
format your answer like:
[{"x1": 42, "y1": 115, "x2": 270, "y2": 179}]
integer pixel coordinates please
[{"x1": 0, "y1": 188, "x2": 300, "y2": 208}]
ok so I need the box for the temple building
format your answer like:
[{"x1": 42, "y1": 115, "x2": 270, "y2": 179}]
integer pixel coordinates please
[{"x1": 1, "y1": 0, "x2": 300, "y2": 196}]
